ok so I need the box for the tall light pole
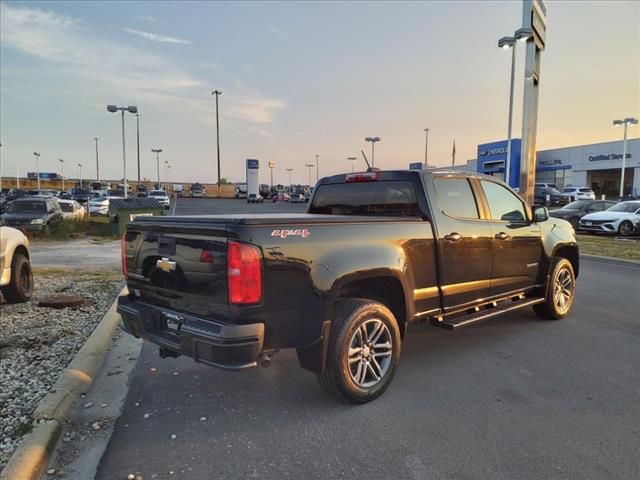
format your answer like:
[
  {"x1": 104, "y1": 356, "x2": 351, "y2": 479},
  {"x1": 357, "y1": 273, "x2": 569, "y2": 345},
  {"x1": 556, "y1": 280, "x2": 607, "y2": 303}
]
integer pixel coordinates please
[
  {"x1": 268, "y1": 161, "x2": 275, "y2": 189},
  {"x1": 94, "y1": 137, "x2": 100, "y2": 183},
  {"x1": 59, "y1": 159, "x2": 65, "y2": 191},
  {"x1": 498, "y1": 35, "x2": 519, "y2": 186},
  {"x1": 315, "y1": 154, "x2": 319, "y2": 182},
  {"x1": 152, "y1": 148, "x2": 163, "y2": 188},
  {"x1": 107, "y1": 105, "x2": 138, "y2": 198},
  {"x1": 424, "y1": 128, "x2": 430, "y2": 167},
  {"x1": 365, "y1": 137, "x2": 381, "y2": 168},
  {"x1": 16, "y1": 166, "x2": 20, "y2": 189},
  {"x1": 613, "y1": 117, "x2": 638, "y2": 198},
  {"x1": 135, "y1": 113, "x2": 141, "y2": 185},
  {"x1": 33, "y1": 152, "x2": 41, "y2": 190},
  {"x1": 286, "y1": 168, "x2": 294, "y2": 187},
  {"x1": 304, "y1": 163, "x2": 314, "y2": 185},
  {"x1": 78, "y1": 163, "x2": 83, "y2": 190},
  {"x1": 347, "y1": 156, "x2": 357, "y2": 172},
  {"x1": 212, "y1": 90, "x2": 222, "y2": 195},
  {"x1": 164, "y1": 160, "x2": 169, "y2": 190}
]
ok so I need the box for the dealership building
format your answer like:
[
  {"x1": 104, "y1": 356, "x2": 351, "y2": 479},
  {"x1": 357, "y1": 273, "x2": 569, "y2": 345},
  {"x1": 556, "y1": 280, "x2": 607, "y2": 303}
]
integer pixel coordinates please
[{"x1": 472, "y1": 138, "x2": 640, "y2": 198}]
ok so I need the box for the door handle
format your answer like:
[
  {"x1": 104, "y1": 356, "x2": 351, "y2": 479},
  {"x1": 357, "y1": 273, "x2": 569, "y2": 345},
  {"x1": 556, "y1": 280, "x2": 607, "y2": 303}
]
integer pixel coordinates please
[
  {"x1": 495, "y1": 232, "x2": 510, "y2": 240},
  {"x1": 444, "y1": 232, "x2": 462, "y2": 242}
]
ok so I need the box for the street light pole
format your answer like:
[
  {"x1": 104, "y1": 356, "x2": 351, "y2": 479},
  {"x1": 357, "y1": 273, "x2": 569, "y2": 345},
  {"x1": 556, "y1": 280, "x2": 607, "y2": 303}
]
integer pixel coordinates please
[
  {"x1": 151, "y1": 149, "x2": 163, "y2": 187},
  {"x1": 347, "y1": 156, "x2": 357, "y2": 172},
  {"x1": 78, "y1": 163, "x2": 83, "y2": 190},
  {"x1": 365, "y1": 137, "x2": 381, "y2": 168},
  {"x1": 304, "y1": 164, "x2": 314, "y2": 185},
  {"x1": 424, "y1": 128, "x2": 429, "y2": 167},
  {"x1": 498, "y1": 36, "x2": 517, "y2": 186},
  {"x1": 33, "y1": 152, "x2": 41, "y2": 190},
  {"x1": 613, "y1": 117, "x2": 638, "y2": 198},
  {"x1": 59, "y1": 159, "x2": 65, "y2": 191},
  {"x1": 94, "y1": 137, "x2": 100, "y2": 183},
  {"x1": 212, "y1": 90, "x2": 222, "y2": 196},
  {"x1": 136, "y1": 114, "x2": 141, "y2": 185},
  {"x1": 164, "y1": 160, "x2": 169, "y2": 190},
  {"x1": 286, "y1": 168, "x2": 294, "y2": 187},
  {"x1": 107, "y1": 105, "x2": 138, "y2": 199},
  {"x1": 315, "y1": 154, "x2": 319, "y2": 182}
]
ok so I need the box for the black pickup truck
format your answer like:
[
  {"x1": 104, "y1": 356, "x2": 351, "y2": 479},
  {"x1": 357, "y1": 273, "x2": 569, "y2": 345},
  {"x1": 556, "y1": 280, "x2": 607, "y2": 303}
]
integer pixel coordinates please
[{"x1": 118, "y1": 170, "x2": 579, "y2": 403}]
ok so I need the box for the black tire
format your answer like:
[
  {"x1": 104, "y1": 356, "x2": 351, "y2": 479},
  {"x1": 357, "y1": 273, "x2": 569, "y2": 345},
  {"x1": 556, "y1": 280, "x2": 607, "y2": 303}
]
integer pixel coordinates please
[
  {"x1": 317, "y1": 298, "x2": 401, "y2": 403},
  {"x1": 1, "y1": 253, "x2": 33, "y2": 303},
  {"x1": 533, "y1": 257, "x2": 575, "y2": 320},
  {"x1": 618, "y1": 220, "x2": 633, "y2": 237}
]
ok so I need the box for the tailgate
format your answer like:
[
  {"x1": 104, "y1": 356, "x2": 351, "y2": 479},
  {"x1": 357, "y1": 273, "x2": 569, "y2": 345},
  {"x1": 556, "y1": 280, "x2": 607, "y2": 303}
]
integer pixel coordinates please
[{"x1": 123, "y1": 223, "x2": 229, "y2": 319}]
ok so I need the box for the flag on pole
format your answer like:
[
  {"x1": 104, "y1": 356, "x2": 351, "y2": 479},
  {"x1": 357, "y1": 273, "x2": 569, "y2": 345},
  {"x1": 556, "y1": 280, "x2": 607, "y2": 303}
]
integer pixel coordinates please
[{"x1": 452, "y1": 139, "x2": 456, "y2": 167}]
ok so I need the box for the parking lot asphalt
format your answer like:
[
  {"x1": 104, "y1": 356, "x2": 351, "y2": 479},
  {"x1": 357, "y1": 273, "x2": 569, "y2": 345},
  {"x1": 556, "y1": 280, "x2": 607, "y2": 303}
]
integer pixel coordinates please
[
  {"x1": 92, "y1": 198, "x2": 640, "y2": 480},
  {"x1": 30, "y1": 238, "x2": 121, "y2": 271}
]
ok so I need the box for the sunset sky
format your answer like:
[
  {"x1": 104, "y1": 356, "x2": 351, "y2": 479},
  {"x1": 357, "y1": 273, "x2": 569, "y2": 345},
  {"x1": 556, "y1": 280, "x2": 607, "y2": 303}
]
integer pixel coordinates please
[{"x1": 1, "y1": 0, "x2": 638, "y2": 185}]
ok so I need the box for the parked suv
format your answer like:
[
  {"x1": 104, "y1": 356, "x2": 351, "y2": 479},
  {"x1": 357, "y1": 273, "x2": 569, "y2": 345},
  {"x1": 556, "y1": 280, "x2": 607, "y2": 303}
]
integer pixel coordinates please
[{"x1": 0, "y1": 223, "x2": 33, "y2": 303}]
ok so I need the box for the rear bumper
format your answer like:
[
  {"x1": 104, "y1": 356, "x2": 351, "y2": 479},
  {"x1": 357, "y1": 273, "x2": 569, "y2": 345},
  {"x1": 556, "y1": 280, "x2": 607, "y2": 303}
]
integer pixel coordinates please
[{"x1": 117, "y1": 295, "x2": 264, "y2": 370}]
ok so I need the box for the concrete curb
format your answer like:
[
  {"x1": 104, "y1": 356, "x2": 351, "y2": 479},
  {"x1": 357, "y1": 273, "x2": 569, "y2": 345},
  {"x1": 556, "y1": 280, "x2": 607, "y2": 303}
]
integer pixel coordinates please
[
  {"x1": 581, "y1": 254, "x2": 640, "y2": 266},
  {"x1": 0, "y1": 287, "x2": 127, "y2": 480}
]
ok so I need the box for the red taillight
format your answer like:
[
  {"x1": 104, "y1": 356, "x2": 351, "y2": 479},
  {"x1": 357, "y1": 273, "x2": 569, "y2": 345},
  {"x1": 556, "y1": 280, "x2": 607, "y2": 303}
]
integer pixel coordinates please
[
  {"x1": 121, "y1": 235, "x2": 128, "y2": 278},
  {"x1": 227, "y1": 241, "x2": 262, "y2": 305},
  {"x1": 345, "y1": 171, "x2": 379, "y2": 183},
  {"x1": 199, "y1": 249, "x2": 214, "y2": 263}
]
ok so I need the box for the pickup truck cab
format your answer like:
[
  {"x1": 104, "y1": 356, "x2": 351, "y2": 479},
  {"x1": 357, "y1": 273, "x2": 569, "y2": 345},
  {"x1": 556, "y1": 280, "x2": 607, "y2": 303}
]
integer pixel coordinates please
[{"x1": 118, "y1": 170, "x2": 579, "y2": 403}]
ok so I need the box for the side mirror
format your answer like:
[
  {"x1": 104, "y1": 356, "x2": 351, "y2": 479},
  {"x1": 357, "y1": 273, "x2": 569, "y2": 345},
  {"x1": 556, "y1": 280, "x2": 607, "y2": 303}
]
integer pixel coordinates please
[{"x1": 533, "y1": 205, "x2": 549, "y2": 222}]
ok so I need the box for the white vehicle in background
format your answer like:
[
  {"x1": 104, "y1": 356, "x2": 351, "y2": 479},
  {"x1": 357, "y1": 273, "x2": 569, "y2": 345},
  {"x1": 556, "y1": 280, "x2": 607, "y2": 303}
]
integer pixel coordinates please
[
  {"x1": 172, "y1": 184, "x2": 184, "y2": 197},
  {"x1": 235, "y1": 184, "x2": 248, "y2": 199},
  {"x1": 89, "y1": 193, "x2": 122, "y2": 216},
  {"x1": 579, "y1": 201, "x2": 640, "y2": 236},
  {"x1": 57, "y1": 199, "x2": 86, "y2": 220},
  {"x1": 0, "y1": 223, "x2": 33, "y2": 303},
  {"x1": 247, "y1": 193, "x2": 264, "y2": 203},
  {"x1": 148, "y1": 190, "x2": 170, "y2": 209},
  {"x1": 562, "y1": 186, "x2": 596, "y2": 201}
]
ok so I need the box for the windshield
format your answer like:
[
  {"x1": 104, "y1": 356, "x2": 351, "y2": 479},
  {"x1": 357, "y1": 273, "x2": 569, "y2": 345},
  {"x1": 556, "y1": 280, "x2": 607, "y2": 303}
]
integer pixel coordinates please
[
  {"x1": 563, "y1": 200, "x2": 590, "y2": 210},
  {"x1": 7, "y1": 201, "x2": 46, "y2": 214},
  {"x1": 309, "y1": 181, "x2": 420, "y2": 216},
  {"x1": 607, "y1": 202, "x2": 640, "y2": 213},
  {"x1": 59, "y1": 203, "x2": 74, "y2": 212}
]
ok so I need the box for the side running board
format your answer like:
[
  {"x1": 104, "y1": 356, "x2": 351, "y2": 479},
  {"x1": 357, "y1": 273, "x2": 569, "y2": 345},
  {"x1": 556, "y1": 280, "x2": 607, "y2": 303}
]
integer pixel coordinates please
[{"x1": 432, "y1": 296, "x2": 545, "y2": 330}]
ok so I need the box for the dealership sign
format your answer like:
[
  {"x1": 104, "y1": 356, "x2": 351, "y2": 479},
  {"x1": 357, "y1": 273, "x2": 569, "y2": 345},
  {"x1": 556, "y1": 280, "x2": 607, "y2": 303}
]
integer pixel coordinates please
[
  {"x1": 539, "y1": 158, "x2": 562, "y2": 166},
  {"x1": 588, "y1": 153, "x2": 632, "y2": 162}
]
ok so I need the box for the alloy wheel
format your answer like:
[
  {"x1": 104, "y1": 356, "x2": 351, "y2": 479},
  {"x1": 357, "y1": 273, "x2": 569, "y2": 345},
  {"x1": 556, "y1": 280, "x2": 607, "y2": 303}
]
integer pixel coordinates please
[{"x1": 347, "y1": 319, "x2": 393, "y2": 388}]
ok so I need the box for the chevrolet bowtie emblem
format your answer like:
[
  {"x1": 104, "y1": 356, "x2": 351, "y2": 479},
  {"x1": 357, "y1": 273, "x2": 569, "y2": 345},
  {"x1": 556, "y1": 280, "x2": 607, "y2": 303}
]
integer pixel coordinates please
[{"x1": 156, "y1": 257, "x2": 176, "y2": 272}]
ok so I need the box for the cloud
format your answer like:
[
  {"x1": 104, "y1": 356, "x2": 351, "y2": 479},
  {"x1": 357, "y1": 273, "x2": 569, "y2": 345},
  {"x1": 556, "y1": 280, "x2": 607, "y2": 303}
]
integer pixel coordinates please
[
  {"x1": 136, "y1": 15, "x2": 158, "y2": 23},
  {"x1": 229, "y1": 98, "x2": 285, "y2": 124},
  {"x1": 267, "y1": 24, "x2": 287, "y2": 38},
  {"x1": 124, "y1": 28, "x2": 192, "y2": 45}
]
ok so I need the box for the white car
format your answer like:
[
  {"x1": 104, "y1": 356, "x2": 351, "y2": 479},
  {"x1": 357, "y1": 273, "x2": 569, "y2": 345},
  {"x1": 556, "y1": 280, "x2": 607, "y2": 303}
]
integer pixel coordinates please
[
  {"x1": 562, "y1": 187, "x2": 596, "y2": 201},
  {"x1": 88, "y1": 195, "x2": 122, "y2": 216},
  {"x1": 247, "y1": 193, "x2": 264, "y2": 203},
  {"x1": 579, "y1": 201, "x2": 640, "y2": 236},
  {"x1": 57, "y1": 199, "x2": 86, "y2": 220},
  {"x1": 0, "y1": 224, "x2": 33, "y2": 303},
  {"x1": 148, "y1": 190, "x2": 170, "y2": 209}
]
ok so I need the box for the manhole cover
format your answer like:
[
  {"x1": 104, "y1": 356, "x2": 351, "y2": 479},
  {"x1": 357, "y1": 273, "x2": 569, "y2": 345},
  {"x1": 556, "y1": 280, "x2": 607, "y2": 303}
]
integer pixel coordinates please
[{"x1": 39, "y1": 295, "x2": 85, "y2": 309}]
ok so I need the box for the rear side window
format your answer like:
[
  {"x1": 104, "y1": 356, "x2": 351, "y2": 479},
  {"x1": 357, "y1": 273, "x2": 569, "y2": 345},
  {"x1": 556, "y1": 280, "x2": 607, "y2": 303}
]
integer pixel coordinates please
[
  {"x1": 433, "y1": 178, "x2": 479, "y2": 219},
  {"x1": 309, "y1": 181, "x2": 420, "y2": 216}
]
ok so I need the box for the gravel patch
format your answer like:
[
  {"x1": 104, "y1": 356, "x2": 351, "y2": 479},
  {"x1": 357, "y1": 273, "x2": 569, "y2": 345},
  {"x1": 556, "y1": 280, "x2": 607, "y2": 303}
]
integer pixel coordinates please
[{"x1": 0, "y1": 275, "x2": 123, "y2": 470}]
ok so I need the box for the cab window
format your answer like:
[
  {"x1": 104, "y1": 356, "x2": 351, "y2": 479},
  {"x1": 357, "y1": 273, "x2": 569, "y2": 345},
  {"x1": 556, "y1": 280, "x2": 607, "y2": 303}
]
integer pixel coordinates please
[
  {"x1": 433, "y1": 178, "x2": 480, "y2": 219},
  {"x1": 481, "y1": 180, "x2": 527, "y2": 222}
]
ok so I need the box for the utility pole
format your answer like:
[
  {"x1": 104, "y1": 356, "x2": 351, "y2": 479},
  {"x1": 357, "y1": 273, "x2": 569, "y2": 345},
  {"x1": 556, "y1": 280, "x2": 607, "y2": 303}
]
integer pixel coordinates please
[
  {"x1": 59, "y1": 159, "x2": 65, "y2": 191},
  {"x1": 136, "y1": 114, "x2": 141, "y2": 185},
  {"x1": 212, "y1": 90, "x2": 222, "y2": 196},
  {"x1": 315, "y1": 154, "x2": 319, "y2": 182},
  {"x1": 152, "y1": 149, "x2": 163, "y2": 188},
  {"x1": 33, "y1": 152, "x2": 41, "y2": 190},
  {"x1": 424, "y1": 128, "x2": 430, "y2": 167},
  {"x1": 94, "y1": 137, "x2": 100, "y2": 182},
  {"x1": 305, "y1": 164, "x2": 314, "y2": 185}
]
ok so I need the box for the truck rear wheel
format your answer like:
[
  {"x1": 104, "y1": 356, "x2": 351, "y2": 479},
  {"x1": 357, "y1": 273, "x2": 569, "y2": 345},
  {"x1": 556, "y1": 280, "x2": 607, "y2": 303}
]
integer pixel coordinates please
[
  {"x1": 1, "y1": 253, "x2": 33, "y2": 303},
  {"x1": 318, "y1": 298, "x2": 401, "y2": 403},
  {"x1": 533, "y1": 257, "x2": 575, "y2": 320}
]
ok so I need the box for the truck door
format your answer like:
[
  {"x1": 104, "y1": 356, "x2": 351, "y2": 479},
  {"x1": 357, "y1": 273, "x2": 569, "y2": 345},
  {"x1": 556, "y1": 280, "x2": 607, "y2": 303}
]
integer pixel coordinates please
[
  {"x1": 477, "y1": 179, "x2": 544, "y2": 296},
  {"x1": 430, "y1": 177, "x2": 493, "y2": 309}
]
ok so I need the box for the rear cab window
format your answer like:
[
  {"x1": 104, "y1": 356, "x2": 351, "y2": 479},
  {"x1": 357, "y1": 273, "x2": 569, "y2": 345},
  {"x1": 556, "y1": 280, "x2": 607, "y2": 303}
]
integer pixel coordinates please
[{"x1": 309, "y1": 180, "x2": 420, "y2": 216}]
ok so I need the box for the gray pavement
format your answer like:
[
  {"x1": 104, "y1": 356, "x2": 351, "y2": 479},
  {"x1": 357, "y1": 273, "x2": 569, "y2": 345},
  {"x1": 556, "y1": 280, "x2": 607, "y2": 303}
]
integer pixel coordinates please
[
  {"x1": 92, "y1": 199, "x2": 640, "y2": 480},
  {"x1": 30, "y1": 238, "x2": 121, "y2": 270}
]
